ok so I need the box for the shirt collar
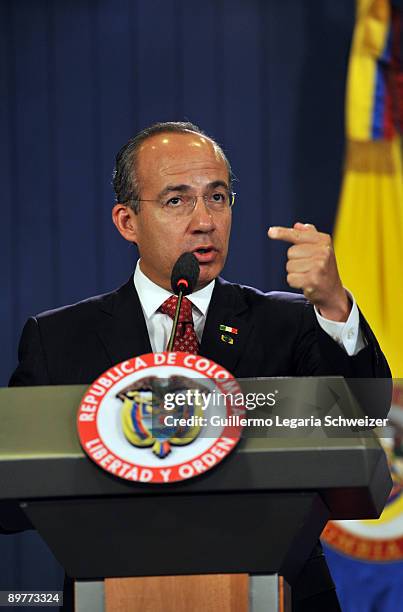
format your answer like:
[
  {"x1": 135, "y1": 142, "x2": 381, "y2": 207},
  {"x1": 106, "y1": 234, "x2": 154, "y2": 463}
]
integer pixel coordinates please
[{"x1": 133, "y1": 260, "x2": 215, "y2": 319}]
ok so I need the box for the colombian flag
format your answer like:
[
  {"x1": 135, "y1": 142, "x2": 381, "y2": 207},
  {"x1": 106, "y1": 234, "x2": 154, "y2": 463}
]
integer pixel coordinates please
[
  {"x1": 334, "y1": 0, "x2": 403, "y2": 379},
  {"x1": 323, "y1": 1, "x2": 403, "y2": 610}
]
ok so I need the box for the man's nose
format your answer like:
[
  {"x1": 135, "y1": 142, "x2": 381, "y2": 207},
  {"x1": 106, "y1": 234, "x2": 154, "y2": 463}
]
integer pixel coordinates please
[{"x1": 189, "y1": 196, "x2": 215, "y2": 231}]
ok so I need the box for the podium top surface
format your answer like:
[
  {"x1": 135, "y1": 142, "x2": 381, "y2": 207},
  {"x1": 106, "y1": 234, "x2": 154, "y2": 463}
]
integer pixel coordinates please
[{"x1": 0, "y1": 382, "x2": 391, "y2": 519}]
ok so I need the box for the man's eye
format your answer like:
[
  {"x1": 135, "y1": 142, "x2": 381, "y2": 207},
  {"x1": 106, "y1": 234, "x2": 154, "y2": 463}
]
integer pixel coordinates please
[
  {"x1": 165, "y1": 197, "x2": 183, "y2": 207},
  {"x1": 211, "y1": 192, "x2": 226, "y2": 202}
]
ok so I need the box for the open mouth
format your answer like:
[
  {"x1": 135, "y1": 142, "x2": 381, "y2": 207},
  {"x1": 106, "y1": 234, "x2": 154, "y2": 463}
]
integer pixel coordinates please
[{"x1": 192, "y1": 247, "x2": 217, "y2": 263}]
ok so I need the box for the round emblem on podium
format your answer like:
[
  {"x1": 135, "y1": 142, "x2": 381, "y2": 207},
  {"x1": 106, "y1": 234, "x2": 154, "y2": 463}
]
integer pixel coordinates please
[{"x1": 77, "y1": 352, "x2": 245, "y2": 483}]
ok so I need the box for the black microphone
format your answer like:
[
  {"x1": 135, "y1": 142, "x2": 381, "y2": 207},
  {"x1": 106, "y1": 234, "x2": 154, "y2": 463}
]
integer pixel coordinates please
[
  {"x1": 171, "y1": 252, "x2": 200, "y2": 296},
  {"x1": 167, "y1": 253, "x2": 200, "y2": 351}
]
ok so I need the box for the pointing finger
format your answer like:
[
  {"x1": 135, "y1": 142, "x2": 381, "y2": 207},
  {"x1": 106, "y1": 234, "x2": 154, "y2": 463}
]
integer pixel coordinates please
[{"x1": 268, "y1": 226, "x2": 320, "y2": 245}]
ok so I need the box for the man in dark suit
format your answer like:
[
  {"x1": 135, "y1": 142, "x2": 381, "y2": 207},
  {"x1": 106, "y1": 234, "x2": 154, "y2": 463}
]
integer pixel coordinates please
[{"x1": 9, "y1": 121, "x2": 390, "y2": 611}]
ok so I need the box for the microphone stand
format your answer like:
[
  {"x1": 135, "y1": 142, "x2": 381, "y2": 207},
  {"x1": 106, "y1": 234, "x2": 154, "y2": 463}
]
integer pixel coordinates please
[{"x1": 167, "y1": 290, "x2": 184, "y2": 351}]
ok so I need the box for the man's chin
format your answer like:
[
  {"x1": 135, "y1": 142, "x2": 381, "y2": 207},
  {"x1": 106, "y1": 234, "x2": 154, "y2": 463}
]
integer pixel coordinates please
[{"x1": 197, "y1": 263, "x2": 221, "y2": 289}]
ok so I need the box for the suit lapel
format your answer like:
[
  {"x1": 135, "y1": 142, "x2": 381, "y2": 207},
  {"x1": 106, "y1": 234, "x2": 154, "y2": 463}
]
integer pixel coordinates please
[
  {"x1": 94, "y1": 276, "x2": 252, "y2": 375},
  {"x1": 96, "y1": 278, "x2": 152, "y2": 366},
  {"x1": 199, "y1": 277, "x2": 253, "y2": 375}
]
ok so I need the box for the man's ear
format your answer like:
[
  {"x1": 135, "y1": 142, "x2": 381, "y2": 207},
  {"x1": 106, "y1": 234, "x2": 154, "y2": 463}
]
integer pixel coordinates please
[{"x1": 112, "y1": 204, "x2": 138, "y2": 243}]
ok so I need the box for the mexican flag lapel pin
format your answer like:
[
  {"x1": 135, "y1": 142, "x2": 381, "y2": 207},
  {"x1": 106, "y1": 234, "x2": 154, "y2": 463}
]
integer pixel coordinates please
[{"x1": 219, "y1": 324, "x2": 238, "y2": 344}]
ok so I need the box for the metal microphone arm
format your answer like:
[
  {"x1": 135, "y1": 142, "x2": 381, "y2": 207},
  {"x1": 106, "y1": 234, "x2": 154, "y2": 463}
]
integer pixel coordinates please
[{"x1": 167, "y1": 291, "x2": 184, "y2": 351}]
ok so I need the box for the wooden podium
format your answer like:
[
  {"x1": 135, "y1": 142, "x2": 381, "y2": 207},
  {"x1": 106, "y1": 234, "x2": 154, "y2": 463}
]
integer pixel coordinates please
[{"x1": 0, "y1": 380, "x2": 392, "y2": 611}]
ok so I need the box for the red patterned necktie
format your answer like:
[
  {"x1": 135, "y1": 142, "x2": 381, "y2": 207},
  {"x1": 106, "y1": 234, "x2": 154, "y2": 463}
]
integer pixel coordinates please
[{"x1": 160, "y1": 295, "x2": 199, "y2": 354}]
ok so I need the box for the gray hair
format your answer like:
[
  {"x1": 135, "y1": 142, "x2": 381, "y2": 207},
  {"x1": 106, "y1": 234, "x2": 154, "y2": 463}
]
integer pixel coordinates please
[{"x1": 112, "y1": 121, "x2": 233, "y2": 213}]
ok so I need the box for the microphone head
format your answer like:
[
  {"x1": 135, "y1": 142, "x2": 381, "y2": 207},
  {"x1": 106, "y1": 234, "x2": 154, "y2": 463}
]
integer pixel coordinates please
[{"x1": 171, "y1": 253, "x2": 200, "y2": 296}]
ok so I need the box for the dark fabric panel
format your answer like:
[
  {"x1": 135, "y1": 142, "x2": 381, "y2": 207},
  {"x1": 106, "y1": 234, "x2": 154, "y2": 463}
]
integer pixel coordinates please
[
  {"x1": 181, "y1": 0, "x2": 219, "y2": 137},
  {"x1": 292, "y1": 2, "x2": 353, "y2": 234},
  {"x1": 0, "y1": 1, "x2": 14, "y2": 374},
  {"x1": 136, "y1": 0, "x2": 179, "y2": 125},
  {"x1": 260, "y1": 0, "x2": 308, "y2": 291},
  {"x1": 0, "y1": 531, "x2": 63, "y2": 593},
  {"x1": 12, "y1": 1, "x2": 55, "y2": 325},
  {"x1": 218, "y1": 0, "x2": 265, "y2": 290},
  {"x1": 95, "y1": 0, "x2": 140, "y2": 290},
  {"x1": 51, "y1": 0, "x2": 99, "y2": 305}
]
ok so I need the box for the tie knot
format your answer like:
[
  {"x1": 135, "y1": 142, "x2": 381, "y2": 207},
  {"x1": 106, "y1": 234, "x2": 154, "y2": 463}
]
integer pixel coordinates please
[{"x1": 160, "y1": 295, "x2": 193, "y2": 323}]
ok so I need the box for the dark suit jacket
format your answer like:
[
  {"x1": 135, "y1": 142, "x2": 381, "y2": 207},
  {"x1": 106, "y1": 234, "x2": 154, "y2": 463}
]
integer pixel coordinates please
[
  {"x1": 7, "y1": 276, "x2": 391, "y2": 610},
  {"x1": 9, "y1": 276, "x2": 390, "y2": 388}
]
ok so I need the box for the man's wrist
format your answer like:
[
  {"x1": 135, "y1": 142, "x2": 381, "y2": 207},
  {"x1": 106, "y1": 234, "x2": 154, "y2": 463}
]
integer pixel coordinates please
[{"x1": 317, "y1": 290, "x2": 351, "y2": 322}]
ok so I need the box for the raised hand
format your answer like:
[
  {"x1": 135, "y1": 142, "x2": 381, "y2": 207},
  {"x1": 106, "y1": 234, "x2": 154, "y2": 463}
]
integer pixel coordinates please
[{"x1": 268, "y1": 222, "x2": 351, "y2": 322}]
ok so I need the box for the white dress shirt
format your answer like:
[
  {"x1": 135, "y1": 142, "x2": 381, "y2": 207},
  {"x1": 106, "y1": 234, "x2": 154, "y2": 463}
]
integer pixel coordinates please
[
  {"x1": 133, "y1": 261, "x2": 364, "y2": 356},
  {"x1": 134, "y1": 261, "x2": 214, "y2": 353}
]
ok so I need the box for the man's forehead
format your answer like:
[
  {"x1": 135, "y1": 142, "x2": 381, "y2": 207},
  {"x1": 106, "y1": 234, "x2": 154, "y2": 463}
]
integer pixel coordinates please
[
  {"x1": 135, "y1": 132, "x2": 229, "y2": 193},
  {"x1": 137, "y1": 132, "x2": 225, "y2": 167}
]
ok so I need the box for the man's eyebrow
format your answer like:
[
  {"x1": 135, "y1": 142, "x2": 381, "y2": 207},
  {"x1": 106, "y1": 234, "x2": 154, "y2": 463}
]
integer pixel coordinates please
[
  {"x1": 158, "y1": 184, "x2": 191, "y2": 198},
  {"x1": 209, "y1": 180, "x2": 229, "y2": 190},
  {"x1": 158, "y1": 180, "x2": 229, "y2": 198}
]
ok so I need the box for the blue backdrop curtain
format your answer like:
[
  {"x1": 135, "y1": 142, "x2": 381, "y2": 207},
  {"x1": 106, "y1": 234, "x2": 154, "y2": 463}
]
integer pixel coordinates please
[{"x1": 0, "y1": 0, "x2": 353, "y2": 598}]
